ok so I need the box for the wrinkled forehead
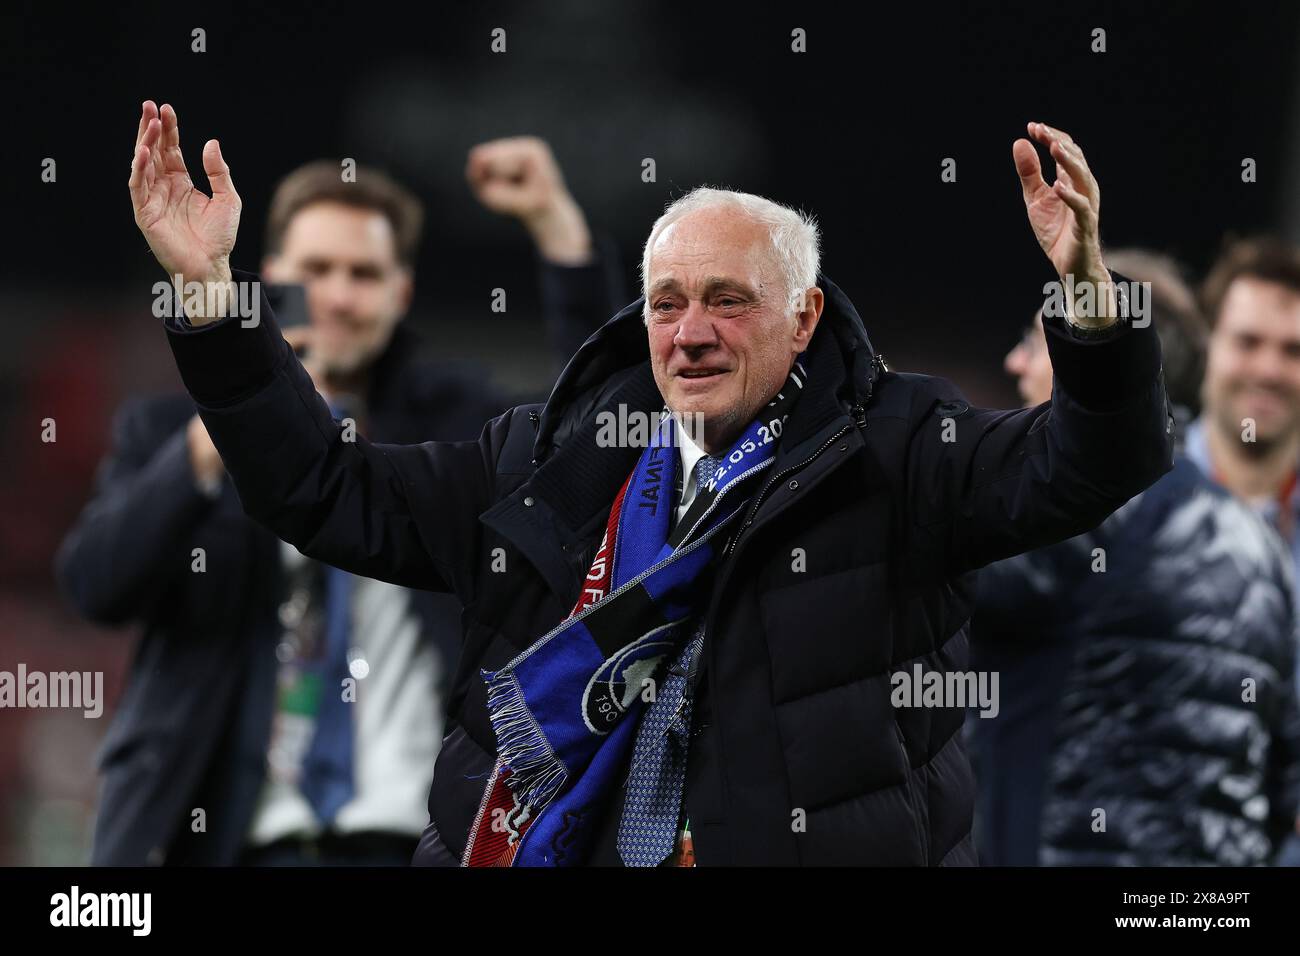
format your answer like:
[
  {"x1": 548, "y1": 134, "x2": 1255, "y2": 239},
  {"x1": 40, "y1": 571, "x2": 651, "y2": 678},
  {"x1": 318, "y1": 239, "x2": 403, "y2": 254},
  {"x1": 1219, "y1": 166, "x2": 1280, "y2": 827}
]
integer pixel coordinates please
[{"x1": 646, "y1": 210, "x2": 778, "y2": 295}]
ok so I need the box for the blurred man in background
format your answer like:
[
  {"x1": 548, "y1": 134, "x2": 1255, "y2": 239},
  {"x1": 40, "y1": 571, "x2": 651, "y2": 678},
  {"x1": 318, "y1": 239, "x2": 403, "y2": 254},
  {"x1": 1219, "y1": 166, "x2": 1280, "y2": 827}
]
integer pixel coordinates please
[
  {"x1": 1192, "y1": 239, "x2": 1300, "y2": 601},
  {"x1": 1187, "y1": 236, "x2": 1300, "y2": 864},
  {"x1": 969, "y1": 248, "x2": 1300, "y2": 866},
  {"x1": 56, "y1": 112, "x2": 624, "y2": 865}
]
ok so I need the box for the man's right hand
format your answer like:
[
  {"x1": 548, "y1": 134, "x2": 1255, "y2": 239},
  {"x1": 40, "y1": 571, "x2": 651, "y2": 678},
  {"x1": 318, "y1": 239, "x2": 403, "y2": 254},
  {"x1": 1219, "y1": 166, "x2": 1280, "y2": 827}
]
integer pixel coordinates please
[
  {"x1": 466, "y1": 136, "x2": 592, "y2": 265},
  {"x1": 129, "y1": 100, "x2": 242, "y2": 325}
]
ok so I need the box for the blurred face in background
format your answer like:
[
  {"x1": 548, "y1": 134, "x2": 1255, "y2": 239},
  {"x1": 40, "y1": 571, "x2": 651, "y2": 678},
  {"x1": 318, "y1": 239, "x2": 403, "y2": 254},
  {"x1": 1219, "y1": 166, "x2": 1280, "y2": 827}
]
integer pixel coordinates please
[
  {"x1": 1203, "y1": 277, "x2": 1300, "y2": 452},
  {"x1": 262, "y1": 201, "x2": 413, "y2": 377},
  {"x1": 1004, "y1": 312, "x2": 1053, "y2": 407},
  {"x1": 644, "y1": 208, "x2": 820, "y2": 452}
]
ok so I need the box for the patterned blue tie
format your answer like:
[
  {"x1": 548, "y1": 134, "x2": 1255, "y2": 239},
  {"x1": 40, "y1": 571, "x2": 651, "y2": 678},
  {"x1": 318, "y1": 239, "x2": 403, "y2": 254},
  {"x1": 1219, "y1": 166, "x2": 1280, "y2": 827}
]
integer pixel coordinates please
[
  {"x1": 617, "y1": 627, "x2": 705, "y2": 866},
  {"x1": 690, "y1": 451, "x2": 721, "y2": 503},
  {"x1": 617, "y1": 452, "x2": 719, "y2": 866},
  {"x1": 300, "y1": 401, "x2": 357, "y2": 825}
]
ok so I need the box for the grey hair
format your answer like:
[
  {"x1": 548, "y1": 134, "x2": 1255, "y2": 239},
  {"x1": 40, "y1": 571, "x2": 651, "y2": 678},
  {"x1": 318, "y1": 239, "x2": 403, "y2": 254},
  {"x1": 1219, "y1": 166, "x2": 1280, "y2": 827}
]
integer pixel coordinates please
[{"x1": 639, "y1": 187, "x2": 821, "y2": 319}]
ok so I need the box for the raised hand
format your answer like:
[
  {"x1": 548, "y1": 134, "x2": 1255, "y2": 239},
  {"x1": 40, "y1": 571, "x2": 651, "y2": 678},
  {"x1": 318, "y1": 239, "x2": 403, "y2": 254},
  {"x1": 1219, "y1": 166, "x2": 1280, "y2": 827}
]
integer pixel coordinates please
[
  {"x1": 466, "y1": 136, "x2": 592, "y2": 264},
  {"x1": 129, "y1": 101, "x2": 242, "y2": 321},
  {"x1": 1013, "y1": 122, "x2": 1113, "y2": 324}
]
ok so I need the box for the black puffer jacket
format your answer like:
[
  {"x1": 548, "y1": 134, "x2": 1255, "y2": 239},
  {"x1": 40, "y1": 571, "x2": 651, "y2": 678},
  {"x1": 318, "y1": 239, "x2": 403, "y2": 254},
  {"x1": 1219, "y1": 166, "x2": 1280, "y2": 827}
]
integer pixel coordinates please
[
  {"x1": 970, "y1": 456, "x2": 1300, "y2": 866},
  {"x1": 164, "y1": 269, "x2": 1172, "y2": 865}
]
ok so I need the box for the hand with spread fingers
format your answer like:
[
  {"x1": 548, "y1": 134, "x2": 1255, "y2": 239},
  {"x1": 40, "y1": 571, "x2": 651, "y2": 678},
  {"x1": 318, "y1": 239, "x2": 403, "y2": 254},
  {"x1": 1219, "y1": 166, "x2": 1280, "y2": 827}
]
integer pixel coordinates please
[
  {"x1": 1013, "y1": 121, "x2": 1116, "y2": 327},
  {"x1": 128, "y1": 100, "x2": 242, "y2": 324}
]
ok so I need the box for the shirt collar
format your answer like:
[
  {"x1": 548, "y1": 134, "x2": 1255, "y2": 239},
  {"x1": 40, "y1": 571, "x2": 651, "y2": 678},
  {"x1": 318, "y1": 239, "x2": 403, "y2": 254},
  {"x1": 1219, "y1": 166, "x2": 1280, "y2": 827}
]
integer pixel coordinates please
[
  {"x1": 1185, "y1": 414, "x2": 1300, "y2": 527},
  {"x1": 675, "y1": 416, "x2": 709, "y2": 507},
  {"x1": 1183, "y1": 416, "x2": 1211, "y2": 480}
]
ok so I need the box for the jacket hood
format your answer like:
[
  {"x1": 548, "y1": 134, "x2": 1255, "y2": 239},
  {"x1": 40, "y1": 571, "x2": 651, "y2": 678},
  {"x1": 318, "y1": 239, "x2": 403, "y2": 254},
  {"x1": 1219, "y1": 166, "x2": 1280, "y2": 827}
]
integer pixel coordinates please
[{"x1": 531, "y1": 274, "x2": 883, "y2": 463}]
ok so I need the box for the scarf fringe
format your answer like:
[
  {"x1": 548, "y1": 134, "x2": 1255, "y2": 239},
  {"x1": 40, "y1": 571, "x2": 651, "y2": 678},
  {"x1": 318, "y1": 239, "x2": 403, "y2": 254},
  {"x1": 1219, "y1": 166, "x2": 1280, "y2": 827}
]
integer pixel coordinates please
[{"x1": 483, "y1": 668, "x2": 569, "y2": 812}]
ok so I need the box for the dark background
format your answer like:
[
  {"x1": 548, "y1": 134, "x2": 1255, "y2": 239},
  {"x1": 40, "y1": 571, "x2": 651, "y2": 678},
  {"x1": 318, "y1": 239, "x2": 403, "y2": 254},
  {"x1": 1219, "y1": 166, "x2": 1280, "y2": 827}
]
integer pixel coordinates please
[{"x1": 1, "y1": 0, "x2": 1296, "y2": 863}]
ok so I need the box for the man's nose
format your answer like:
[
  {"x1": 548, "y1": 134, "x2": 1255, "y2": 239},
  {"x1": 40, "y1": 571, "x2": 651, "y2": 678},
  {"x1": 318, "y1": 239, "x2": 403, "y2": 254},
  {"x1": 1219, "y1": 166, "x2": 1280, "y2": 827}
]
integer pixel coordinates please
[
  {"x1": 673, "y1": 301, "x2": 718, "y2": 350},
  {"x1": 315, "y1": 270, "x2": 359, "y2": 315}
]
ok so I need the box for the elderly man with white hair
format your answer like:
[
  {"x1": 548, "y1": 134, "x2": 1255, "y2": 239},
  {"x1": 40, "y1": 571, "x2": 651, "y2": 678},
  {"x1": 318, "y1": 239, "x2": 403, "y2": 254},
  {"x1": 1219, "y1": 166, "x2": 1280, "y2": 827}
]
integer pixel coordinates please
[{"x1": 130, "y1": 103, "x2": 1172, "y2": 866}]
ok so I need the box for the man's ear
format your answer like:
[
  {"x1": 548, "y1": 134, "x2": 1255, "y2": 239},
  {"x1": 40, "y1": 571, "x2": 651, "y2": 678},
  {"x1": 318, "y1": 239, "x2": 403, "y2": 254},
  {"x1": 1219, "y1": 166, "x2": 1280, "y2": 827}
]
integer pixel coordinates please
[{"x1": 792, "y1": 286, "x2": 824, "y2": 354}]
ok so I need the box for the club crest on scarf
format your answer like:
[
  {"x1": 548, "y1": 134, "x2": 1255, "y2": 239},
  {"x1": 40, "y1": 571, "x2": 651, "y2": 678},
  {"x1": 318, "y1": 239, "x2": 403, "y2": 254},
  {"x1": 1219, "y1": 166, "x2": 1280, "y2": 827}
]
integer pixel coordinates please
[
  {"x1": 462, "y1": 363, "x2": 807, "y2": 866},
  {"x1": 582, "y1": 626, "x2": 677, "y2": 734}
]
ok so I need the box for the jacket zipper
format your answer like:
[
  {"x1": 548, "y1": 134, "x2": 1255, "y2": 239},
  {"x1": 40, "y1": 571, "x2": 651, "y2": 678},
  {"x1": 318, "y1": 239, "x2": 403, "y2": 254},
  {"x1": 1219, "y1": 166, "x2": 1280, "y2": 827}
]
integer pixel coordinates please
[
  {"x1": 722, "y1": 416, "x2": 858, "y2": 561},
  {"x1": 681, "y1": 411, "x2": 862, "y2": 853}
]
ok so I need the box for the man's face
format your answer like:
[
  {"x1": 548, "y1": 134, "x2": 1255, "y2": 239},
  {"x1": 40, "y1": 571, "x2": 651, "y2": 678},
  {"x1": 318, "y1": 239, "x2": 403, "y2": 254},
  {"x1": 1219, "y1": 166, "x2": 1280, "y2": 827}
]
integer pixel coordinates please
[
  {"x1": 1204, "y1": 277, "x2": 1300, "y2": 450},
  {"x1": 644, "y1": 208, "x2": 820, "y2": 452},
  {"x1": 1004, "y1": 312, "x2": 1053, "y2": 407},
  {"x1": 263, "y1": 201, "x2": 412, "y2": 377}
]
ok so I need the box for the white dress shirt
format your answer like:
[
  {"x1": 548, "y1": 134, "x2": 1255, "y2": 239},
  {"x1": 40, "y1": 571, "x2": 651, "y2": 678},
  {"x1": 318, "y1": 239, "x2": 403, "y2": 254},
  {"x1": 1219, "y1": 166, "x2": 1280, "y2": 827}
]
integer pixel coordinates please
[
  {"x1": 674, "y1": 420, "x2": 711, "y2": 526},
  {"x1": 246, "y1": 541, "x2": 442, "y2": 845}
]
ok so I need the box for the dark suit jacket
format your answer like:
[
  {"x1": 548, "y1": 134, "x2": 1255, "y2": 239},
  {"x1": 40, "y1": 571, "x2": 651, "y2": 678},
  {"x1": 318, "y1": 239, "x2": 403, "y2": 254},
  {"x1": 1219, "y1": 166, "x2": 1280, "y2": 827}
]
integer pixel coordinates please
[{"x1": 56, "y1": 253, "x2": 623, "y2": 865}]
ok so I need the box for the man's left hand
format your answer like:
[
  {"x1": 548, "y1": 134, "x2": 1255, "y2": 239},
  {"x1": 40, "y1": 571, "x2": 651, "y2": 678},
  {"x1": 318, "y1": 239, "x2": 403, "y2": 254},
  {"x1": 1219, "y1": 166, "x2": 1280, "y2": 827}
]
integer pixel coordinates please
[{"x1": 1013, "y1": 122, "x2": 1115, "y2": 327}]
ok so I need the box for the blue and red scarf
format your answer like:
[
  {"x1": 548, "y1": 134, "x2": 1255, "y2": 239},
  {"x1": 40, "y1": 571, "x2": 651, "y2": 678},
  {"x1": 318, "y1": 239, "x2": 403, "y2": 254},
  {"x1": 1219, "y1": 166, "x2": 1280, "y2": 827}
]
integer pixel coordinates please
[{"x1": 462, "y1": 364, "x2": 806, "y2": 866}]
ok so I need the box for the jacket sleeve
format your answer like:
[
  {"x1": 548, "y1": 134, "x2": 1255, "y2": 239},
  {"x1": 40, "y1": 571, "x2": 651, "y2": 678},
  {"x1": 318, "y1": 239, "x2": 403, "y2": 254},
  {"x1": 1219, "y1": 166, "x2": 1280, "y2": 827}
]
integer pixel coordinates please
[
  {"x1": 537, "y1": 232, "x2": 628, "y2": 367},
  {"x1": 53, "y1": 400, "x2": 216, "y2": 625},
  {"x1": 907, "y1": 278, "x2": 1175, "y2": 574},
  {"x1": 162, "y1": 272, "x2": 500, "y2": 599}
]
